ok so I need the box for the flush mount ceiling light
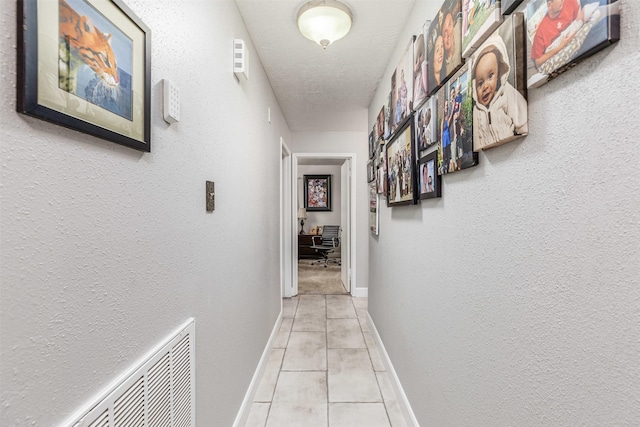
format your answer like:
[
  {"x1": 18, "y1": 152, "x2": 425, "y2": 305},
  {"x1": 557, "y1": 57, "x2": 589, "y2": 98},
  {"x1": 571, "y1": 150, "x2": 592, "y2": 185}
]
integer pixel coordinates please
[{"x1": 296, "y1": 0, "x2": 353, "y2": 49}]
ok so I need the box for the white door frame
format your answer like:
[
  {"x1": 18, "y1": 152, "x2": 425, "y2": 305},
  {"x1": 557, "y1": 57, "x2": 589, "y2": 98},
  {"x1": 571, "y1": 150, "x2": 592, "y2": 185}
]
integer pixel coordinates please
[
  {"x1": 280, "y1": 138, "x2": 294, "y2": 298},
  {"x1": 340, "y1": 159, "x2": 351, "y2": 291},
  {"x1": 292, "y1": 153, "x2": 357, "y2": 296}
]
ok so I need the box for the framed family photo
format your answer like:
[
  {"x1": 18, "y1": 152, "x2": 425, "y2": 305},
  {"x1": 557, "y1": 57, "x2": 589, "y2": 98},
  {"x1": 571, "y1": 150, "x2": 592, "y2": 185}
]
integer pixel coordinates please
[
  {"x1": 385, "y1": 119, "x2": 416, "y2": 207},
  {"x1": 304, "y1": 175, "x2": 332, "y2": 211},
  {"x1": 437, "y1": 61, "x2": 479, "y2": 175},
  {"x1": 418, "y1": 151, "x2": 442, "y2": 200},
  {"x1": 17, "y1": 0, "x2": 151, "y2": 152}
]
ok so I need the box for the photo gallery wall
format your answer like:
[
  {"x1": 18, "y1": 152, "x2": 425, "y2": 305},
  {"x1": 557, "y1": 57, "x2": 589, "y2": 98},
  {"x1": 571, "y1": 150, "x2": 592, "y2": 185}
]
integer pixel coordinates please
[{"x1": 367, "y1": 0, "x2": 620, "y2": 229}]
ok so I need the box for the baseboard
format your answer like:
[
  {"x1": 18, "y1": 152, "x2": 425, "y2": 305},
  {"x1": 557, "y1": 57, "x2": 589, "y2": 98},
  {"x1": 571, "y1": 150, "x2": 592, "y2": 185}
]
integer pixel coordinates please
[
  {"x1": 367, "y1": 312, "x2": 420, "y2": 427},
  {"x1": 232, "y1": 310, "x2": 283, "y2": 427},
  {"x1": 351, "y1": 287, "x2": 368, "y2": 298}
]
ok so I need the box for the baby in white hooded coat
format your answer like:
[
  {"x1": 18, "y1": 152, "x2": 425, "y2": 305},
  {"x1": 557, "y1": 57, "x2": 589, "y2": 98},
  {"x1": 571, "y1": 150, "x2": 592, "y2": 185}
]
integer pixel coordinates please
[{"x1": 472, "y1": 33, "x2": 528, "y2": 151}]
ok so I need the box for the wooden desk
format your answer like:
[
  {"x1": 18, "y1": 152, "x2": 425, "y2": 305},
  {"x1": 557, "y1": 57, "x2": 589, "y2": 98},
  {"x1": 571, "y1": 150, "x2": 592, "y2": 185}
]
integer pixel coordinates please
[{"x1": 298, "y1": 234, "x2": 321, "y2": 259}]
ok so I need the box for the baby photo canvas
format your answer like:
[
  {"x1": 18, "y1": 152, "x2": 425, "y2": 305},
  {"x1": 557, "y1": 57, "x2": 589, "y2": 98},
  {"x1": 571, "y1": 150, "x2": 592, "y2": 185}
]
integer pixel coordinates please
[
  {"x1": 470, "y1": 12, "x2": 528, "y2": 151},
  {"x1": 426, "y1": 0, "x2": 463, "y2": 95},
  {"x1": 525, "y1": 0, "x2": 620, "y2": 88},
  {"x1": 462, "y1": 0, "x2": 504, "y2": 58}
]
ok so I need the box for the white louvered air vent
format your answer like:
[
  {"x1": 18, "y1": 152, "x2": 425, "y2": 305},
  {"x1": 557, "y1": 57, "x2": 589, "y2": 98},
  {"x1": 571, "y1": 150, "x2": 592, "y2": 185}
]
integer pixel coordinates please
[{"x1": 67, "y1": 319, "x2": 195, "y2": 427}]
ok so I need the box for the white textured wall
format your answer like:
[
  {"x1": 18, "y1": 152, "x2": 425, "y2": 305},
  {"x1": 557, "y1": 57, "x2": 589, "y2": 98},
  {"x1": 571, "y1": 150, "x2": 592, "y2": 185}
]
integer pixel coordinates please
[
  {"x1": 368, "y1": 0, "x2": 640, "y2": 425},
  {"x1": 290, "y1": 131, "x2": 369, "y2": 293},
  {"x1": 297, "y1": 164, "x2": 342, "y2": 230},
  {"x1": 0, "y1": 1, "x2": 288, "y2": 425}
]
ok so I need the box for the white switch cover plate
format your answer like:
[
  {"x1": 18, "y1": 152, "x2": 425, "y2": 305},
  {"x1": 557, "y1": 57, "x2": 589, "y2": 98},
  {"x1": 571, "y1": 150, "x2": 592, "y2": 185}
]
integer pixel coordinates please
[{"x1": 163, "y1": 79, "x2": 180, "y2": 124}]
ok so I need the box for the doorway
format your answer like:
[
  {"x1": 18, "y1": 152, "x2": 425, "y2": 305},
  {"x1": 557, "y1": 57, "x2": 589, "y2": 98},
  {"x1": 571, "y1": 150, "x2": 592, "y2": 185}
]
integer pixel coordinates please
[
  {"x1": 291, "y1": 153, "x2": 357, "y2": 297},
  {"x1": 280, "y1": 139, "x2": 293, "y2": 298}
]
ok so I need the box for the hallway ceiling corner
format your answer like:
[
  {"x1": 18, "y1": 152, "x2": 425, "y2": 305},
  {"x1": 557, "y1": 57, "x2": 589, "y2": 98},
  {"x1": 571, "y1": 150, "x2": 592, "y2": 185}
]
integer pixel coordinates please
[{"x1": 235, "y1": 0, "x2": 416, "y2": 132}]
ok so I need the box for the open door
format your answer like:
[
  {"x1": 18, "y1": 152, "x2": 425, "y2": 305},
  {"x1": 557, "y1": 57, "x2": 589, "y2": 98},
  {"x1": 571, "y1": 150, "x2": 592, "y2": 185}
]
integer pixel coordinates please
[{"x1": 292, "y1": 153, "x2": 356, "y2": 296}]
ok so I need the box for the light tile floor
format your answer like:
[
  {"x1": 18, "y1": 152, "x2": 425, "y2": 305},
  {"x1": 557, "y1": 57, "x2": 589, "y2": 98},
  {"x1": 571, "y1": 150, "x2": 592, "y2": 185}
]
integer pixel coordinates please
[{"x1": 245, "y1": 295, "x2": 408, "y2": 427}]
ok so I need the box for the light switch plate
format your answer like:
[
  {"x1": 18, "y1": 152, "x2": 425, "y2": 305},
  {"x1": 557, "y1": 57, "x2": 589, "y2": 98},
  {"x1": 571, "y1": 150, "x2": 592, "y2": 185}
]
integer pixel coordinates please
[
  {"x1": 206, "y1": 181, "x2": 215, "y2": 212},
  {"x1": 163, "y1": 79, "x2": 180, "y2": 124}
]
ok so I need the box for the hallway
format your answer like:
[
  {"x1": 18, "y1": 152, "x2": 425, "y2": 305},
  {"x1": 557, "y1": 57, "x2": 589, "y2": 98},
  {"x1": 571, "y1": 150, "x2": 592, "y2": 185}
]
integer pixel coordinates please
[{"x1": 245, "y1": 295, "x2": 408, "y2": 427}]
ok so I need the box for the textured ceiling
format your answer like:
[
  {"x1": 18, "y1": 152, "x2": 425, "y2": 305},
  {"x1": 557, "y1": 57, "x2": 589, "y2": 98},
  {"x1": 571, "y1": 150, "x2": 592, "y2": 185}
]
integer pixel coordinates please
[{"x1": 235, "y1": 0, "x2": 416, "y2": 131}]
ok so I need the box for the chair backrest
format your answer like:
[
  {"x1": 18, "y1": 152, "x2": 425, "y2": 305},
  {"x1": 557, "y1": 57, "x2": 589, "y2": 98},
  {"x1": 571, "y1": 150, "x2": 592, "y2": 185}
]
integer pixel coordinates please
[{"x1": 321, "y1": 225, "x2": 340, "y2": 247}]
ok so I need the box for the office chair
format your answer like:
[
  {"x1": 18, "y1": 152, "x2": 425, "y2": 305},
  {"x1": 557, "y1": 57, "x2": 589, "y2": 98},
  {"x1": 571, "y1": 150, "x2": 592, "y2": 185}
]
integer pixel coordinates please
[{"x1": 310, "y1": 225, "x2": 341, "y2": 268}]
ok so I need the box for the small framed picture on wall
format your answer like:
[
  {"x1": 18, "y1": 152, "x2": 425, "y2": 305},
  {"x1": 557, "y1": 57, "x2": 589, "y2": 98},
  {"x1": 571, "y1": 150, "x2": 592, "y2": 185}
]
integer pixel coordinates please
[
  {"x1": 304, "y1": 175, "x2": 332, "y2": 211},
  {"x1": 418, "y1": 151, "x2": 442, "y2": 200}
]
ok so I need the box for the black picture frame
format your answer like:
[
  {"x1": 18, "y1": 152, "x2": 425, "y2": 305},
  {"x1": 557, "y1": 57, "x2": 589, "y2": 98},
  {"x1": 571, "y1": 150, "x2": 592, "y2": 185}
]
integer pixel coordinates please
[
  {"x1": 502, "y1": 0, "x2": 526, "y2": 15},
  {"x1": 17, "y1": 0, "x2": 152, "y2": 152},
  {"x1": 385, "y1": 118, "x2": 417, "y2": 207},
  {"x1": 367, "y1": 159, "x2": 375, "y2": 183},
  {"x1": 418, "y1": 151, "x2": 442, "y2": 200},
  {"x1": 437, "y1": 61, "x2": 479, "y2": 175},
  {"x1": 368, "y1": 131, "x2": 375, "y2": 159},
  {"x1": 304, "y1": 175, "x2": 332, "y2": 212}
]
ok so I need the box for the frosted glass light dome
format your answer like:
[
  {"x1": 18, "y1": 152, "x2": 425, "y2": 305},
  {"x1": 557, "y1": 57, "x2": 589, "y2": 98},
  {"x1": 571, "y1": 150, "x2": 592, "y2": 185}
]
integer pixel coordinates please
[{"x1": 297, "y1": 0, "x2": 353, "y2": 49}]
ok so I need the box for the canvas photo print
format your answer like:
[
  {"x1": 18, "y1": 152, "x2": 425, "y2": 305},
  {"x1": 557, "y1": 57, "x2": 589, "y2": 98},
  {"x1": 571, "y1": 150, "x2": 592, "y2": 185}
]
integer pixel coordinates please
[
  {"x1": 427, "y1": 0, "x2": 464, "y2": 95},
  {"x1": 414, "y1": 96, "x2": 438, "y2": 157},
  {"x1": 437, "y1": 62, "x2": 478, "y2": 175},
  {"x1": 390, "y1": 38, "x2": 415, "y2": 135},
  {"x1": 413, "y1": 21, "x2": 430, "y2": 110},
  {"x1": 470, "y1": 12, "x2": 528, "y2": 151},
  {"x1": 462, "y1": 0, "x2": 504, "y2": 58},
  {"x1": 525, "y1": 0, "x2": 620, "y2": 88}
]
